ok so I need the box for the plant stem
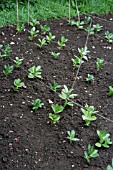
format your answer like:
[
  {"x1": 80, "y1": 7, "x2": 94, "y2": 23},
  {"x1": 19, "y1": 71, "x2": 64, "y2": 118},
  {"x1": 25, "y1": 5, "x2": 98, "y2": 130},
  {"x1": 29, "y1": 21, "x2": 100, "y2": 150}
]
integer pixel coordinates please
[
  {"x1": 28, "y1": 0, "x2": 30, "y2": 25},
  {"x1": 71, "y1": 20, "x2": 92, "y2": 89},
  {"x1": 75, "y1": 0, "x2": 80, "y2": 21},
  {"x1": 68, "y1": 0, "x2": 71, "y2": 22},
  {"x1": 16, "y1": 0, "x2": 19, "y2": 25}
]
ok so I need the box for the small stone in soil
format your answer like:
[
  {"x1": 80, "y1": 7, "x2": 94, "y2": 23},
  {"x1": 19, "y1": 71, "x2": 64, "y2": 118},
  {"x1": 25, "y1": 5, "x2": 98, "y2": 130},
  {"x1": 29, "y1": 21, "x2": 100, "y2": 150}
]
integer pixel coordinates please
[{"x1": 2, "y1": 157, "x2": 8, "y2": 163}]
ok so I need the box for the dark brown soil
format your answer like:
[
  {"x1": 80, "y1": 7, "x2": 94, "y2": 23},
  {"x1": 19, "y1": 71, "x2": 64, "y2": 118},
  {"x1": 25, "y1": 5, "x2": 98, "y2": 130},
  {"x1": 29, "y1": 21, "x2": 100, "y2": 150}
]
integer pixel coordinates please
[{"x1": 0, "y1": 14, "x2": 113, "y2": 170}]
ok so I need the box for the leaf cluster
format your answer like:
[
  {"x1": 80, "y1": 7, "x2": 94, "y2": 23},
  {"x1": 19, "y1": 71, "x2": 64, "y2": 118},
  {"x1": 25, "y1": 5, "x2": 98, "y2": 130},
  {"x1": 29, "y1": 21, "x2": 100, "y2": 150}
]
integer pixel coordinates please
[
  {"x1": 28, "y1": 65, "x2": 42, "y2": 79},
  {"x1": 3, "y1": 64, "x2": 13, "y2": 76},
  {"x1": 49, "y1": 104, "x2": 64, "y2": 124},
  {"x1": 59, "y1": 85, "x2": 77, "y2": 107},
  {"x1": 58, "y1": 36, "x2": 68, "y2": 49},
  {"x1": 95, "y1": 130, "x2": 112, "y2": 148},
  {"x1": 81, "y1": 104, "x2": 98, "y2": 126},
  {"x1": 13, "y1": 57, "x2": 23, "y2": 68},
  {"x1": 50, "y1": 81, "x2": 61, "y2": 92},
  {"x1": 67, "y1": 130, "x2": 80, "y2": 144},
  {"x1": 84, "y1": 144, "x2": 99, "y2": 163},
  {"x1": 13, "y1": 78, "x2": 26, "y2": 91},
  {"x1": 28, "y1": 27, "x2": 39, "y2": 41},
  {"x1": 32, "y1": 98, "x2": 44, "y2": 110}
]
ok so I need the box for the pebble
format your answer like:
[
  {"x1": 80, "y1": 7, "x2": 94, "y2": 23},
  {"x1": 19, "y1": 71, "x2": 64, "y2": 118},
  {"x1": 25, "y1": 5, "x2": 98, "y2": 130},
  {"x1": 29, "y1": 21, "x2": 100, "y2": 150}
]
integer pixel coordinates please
[
  {"x1": 20, "y1": 114, "x2": 23, "y2": 118},
  {"x1": 89, "y1": 94, "x2": 92, "y2": 96},
  {"x1": 9, "y1": 143, "x2": 13, "y2": 150},
  {"x1": 92, "y1": 46, "x2": 95, "y2": 49},
  {"x1": 2, "y1": 32, "x2": 5, "y2": 35},
  {"x1": 22, "y1": 101, "x2": 25, "y2": 104},
  {"x1": 2, "y1": 157, "x2": 8, "y2": 163},
  {"x1": 10, "y1": 42, "x2": 15, "y2": 44}
]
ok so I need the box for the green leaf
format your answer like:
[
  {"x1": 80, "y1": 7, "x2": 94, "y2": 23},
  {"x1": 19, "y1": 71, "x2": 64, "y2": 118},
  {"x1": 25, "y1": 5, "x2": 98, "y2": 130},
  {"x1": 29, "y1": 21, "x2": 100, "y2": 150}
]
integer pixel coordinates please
[
  {"x1": 28, "y1": 73, "x2": 34, "y2": 78},
  {"x1": 67, "y1": 130, "x2": 79, "y2": 144},
  {"x1": 67, "y1": 101, "x2": 74, "y2": 107},
  {"x1": 49, "y1": 113, "x2": 60, "y2": 124},
  {"x1": 59, "y1": 92, "x2": 67, "y2": 100},
  {"x1": 95, "y1": 142, "x2": 101, "y2": 147},
  {"x1": 106, "y1": 165, "x2": 113, "y2": 170},
  {"x1": 51, "y1": 104, "x2": 64, "y2": 114}
]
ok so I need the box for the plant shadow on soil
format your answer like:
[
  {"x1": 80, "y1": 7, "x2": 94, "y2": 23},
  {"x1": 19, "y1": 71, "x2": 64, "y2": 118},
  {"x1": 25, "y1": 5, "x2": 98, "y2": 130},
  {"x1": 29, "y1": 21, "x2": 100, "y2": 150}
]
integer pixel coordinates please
[{"x1": 0, "y1": 14, "x2": 113, "y2": 170}]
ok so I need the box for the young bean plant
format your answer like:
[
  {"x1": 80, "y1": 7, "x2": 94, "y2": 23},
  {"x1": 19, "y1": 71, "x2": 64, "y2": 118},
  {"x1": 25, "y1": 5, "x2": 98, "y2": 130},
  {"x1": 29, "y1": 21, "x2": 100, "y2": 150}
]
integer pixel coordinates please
[
  {"x1": 71, "y1": 56, "x2": 84, "y2": 69},
  {"x1": 106, "y1": 159, "x2": 113, "y2": 170},
  {"x1": 49, "y1": 114, "x2": 61, "y2": 124},
  {"x1": 107, "y1": 86, "x2": 113, "y2": 96},
  {"x1": 93, "y1": 24, "x2": 103, "y2": 32},
  {"x1": 85, "y1": 26, "x2": 95, "y2": 35},
  {"x1": 36, "y1": 38, "x2": 47, "y2": 48},
  {"x1": 28, "y1": 27, "x2": 39, "y2": 41},
  {"x1": 46, "y1": 32, "x2": 55, "y2": 44},
  {"x1": 16, "y1": 22, "x2": 25, "y2": 32},
  {"x1": 96, "y1": 58, "x2": 104, "y2": 71},
  {"x1": 51, "y1": 104, "x2": 64, "y2": 114},
  {"x1": 28, "y1": 66, "x2": 42, "y2": 79},
  {"x1": 50, "y1": 81, "x2": 61, "y2": 92},
  {"x1": 78, "y1": 46, "x2": 90, "y2": 61},
  {"x1": 51, "y1": 52, "x2": 60, "y2": 59},
  {"x1": 49, "y1": 103, "x2": 64, "y2": 124},
  {"x1": 59, "y1": 85, "x2": 77, "y2": 107},
  {"x1": 95, "y1": 130, "x2": 112, "y2": 148},
  {"x1": 84, "y1": 16, "x2": 91, "y2": 24},
  {"x1": 68, "y1": 20, "x2": 76, "y2": 26},
  {"x1": 2, "y1": 44, "x2": 12, "y2": 59},
  {"x1": 32, "y1": 98, "x2": 44, "y2": 110},
  {"x1": 86, "y1": 74, "x2": 94, "y2": 83},
  {"x1": 30, "y1": 19, "x2": 40, "y2": 27},
  {"x1": 58, "y1": 36, "x2": 68, "y2": 50},
  {"x1": 84, "y1": 144, "x2": 99, "y2": 164},
  {"x1": 105, "y1": 31, "x2": 113, "y2": 43},
  {"x1": 81, "y1": 104, "x2": 98, "y2": 126},
  {"x1": 40, "y1": 24, "x2": 50, "y2": 34},
  {"x1": 13, "y1": 57, "x2": 23, "y2": 68},
  {"x1": 3, "y1": 65, "x2": 13, "y2": 76},
  {"x1": 75, "y1": 20, "x2": 84, "y2": 29},
  {"x1": 13, "y1": 78, "x2": 26, "y2": 91},
  {"x1": 67, "y1": 130, "x2": 79, "y2": 144}
]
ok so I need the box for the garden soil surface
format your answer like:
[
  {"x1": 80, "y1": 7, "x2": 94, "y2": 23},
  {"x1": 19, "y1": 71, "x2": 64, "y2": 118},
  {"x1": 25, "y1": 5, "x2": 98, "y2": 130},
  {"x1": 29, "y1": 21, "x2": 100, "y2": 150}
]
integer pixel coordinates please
[{"x1": 0, "y1": 14, "x2": 113, "y2": 170}]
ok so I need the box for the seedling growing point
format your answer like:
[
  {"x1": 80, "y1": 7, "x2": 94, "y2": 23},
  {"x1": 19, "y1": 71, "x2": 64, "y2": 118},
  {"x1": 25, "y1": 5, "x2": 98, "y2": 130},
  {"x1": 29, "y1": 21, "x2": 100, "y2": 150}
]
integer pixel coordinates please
[
  {"x1": 84, "y1": 144, "x2": 99, "y2": 163},
  {"x1": 28, "y1": 65, "x2": 42, "y2": 79},
  {"x1": 95, "y1": 130, "x2": 112, "y2": 148},
  {"x1": 67, "y1": 130, "x2": 80, "y2": 144},
  {"x1": 81, "y1": 104, "x2": 98, "y2": 126},
  {"x1": 32, "y1": 98, "x2": 44, "y2": 110}
]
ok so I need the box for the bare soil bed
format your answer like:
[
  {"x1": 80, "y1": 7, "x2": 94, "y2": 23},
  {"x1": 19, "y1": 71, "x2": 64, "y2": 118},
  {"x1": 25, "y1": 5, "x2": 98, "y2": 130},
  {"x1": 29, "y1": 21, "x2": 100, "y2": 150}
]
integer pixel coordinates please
[{"x1": 0, "y1": 14, "x2": 113, "y2": 170}]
